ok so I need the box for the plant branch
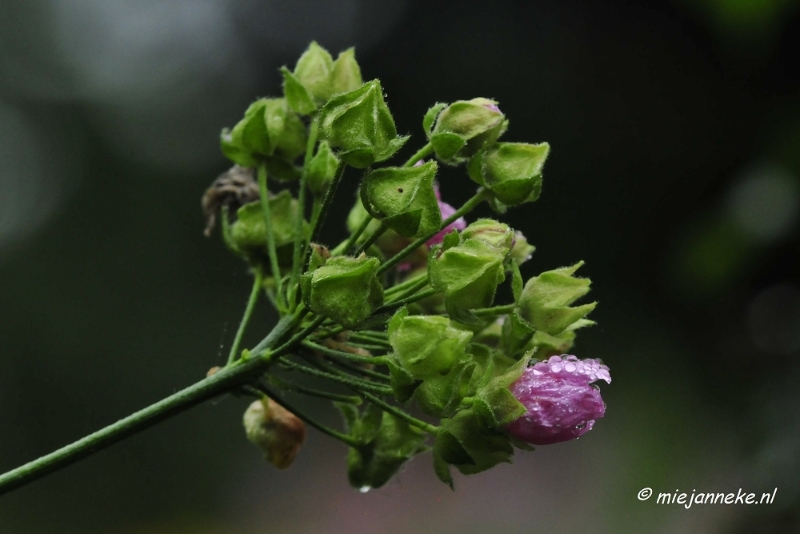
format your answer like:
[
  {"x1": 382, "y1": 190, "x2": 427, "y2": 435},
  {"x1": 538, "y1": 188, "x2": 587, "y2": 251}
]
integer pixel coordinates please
[{"x1": 227, "y1": 271, "x2": 264, "y2": 365}]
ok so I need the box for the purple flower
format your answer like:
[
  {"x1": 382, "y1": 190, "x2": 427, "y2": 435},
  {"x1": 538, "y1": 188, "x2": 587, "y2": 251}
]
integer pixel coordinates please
[
  {"x1": 505, "y1": 355, "x2": 610, "y2": 445},
  {"x1": 426, "y1": 183, "x2": 467, "y2": 247}
]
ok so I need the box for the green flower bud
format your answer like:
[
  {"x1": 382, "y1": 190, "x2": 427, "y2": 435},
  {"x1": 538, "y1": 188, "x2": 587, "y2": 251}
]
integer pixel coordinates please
[
  {"x1": 509, "y1": 231, "x2": 536, "y2": 265},
  {"x1": 388, "y1": 307, "x2": 472, "y2": 377},
  {"x1": 229, "y1": 190, "x2": 306, "y2": 268},
  {"x1": 319, "y1": 80, "x2": 408, "y2": 168},
  {"x1": 339, "y1": 404, "x2": 427, "y2": 490},
  {"x1": 460, "y1": 218, "x2": 515, "y2": 255},
  {"x1": 301, "y1": 255, "x2": 384, "y2": 328},
  {"x1": 330, "y1": 48, "x2": 363, "y2": 95},
  {"x1": 293, "y1": 41, "x2": 335, "y2": 105},
  {"x1": 243, "y1": 398, "x2": 306, "y2": 469},
  {"x1": 220, "y1": 98, "x2": 307, "y2": 169},
  {"x1": 430, "y1": 98, "x2": 507, "y2": 162},
  {"x1": 306, "y1": 141, "x2": 340, "y2": 195},
  {"x1": 428, "y1": 238, "x2": 507, "y2": 315},
  {"x1": 433, "y1": 408, "x2": 513, "y2": 480},
  {"x1": 468, "y1": 142, "x2": 549, "y2": 206},
  {"x1": 517, "y1": 261, "x2": 597, "y2": 335},
  {"x1": 526, "y1": 318, "x2": 594, "y2": 358},
  {"x1": 361, "y1": 162, "x2": 441, "y2": 238}
]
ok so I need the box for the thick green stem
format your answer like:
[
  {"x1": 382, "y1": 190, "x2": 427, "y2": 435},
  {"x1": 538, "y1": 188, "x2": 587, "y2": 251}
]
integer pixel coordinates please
[
  {"x1": 0, "y1": 314, "x2": 300, "y2": 497},
  {"x1": 403, "y1": 142, "x2": 434, "y2": 167},
  {"x1": 257, "y1": 164, "x2": 286, "y2": 309},
  {"x1": 227, "y1": 271, "x2": 264, "y2": 365},
  {"x1": 377, "y1": 188, "x2": 489, "y2": 275}
]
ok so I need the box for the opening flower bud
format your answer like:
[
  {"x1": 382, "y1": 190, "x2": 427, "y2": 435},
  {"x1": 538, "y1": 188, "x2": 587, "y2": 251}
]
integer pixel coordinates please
[
  {"x1": 243, "y1": 397, "x2": 306, "y2": 469},
  {"x1": 460, "y1": 218, "x2": 515, "y2": 255},
  {"x1": 430, "y1": 98, "x2": 507, "y2": 162},
  {"x1": 505, "y1": 355, "x2": 610, "y2": 445},
  {"x1": 330, "y1": 48, "x2": 363, "y2": 95}
]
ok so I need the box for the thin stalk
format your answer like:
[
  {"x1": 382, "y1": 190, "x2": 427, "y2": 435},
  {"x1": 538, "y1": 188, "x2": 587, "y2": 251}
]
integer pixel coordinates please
[
  {"x1": 0, "y1": 314, "x2": 299, "y2": 497},
  {"x1": 403, "y1": 142, "x2": 434, "y2": 167},
  {"x1": 289, "y1": 118, "x2": 319, "y2": 310},
  {"x1": 250, "y1": 383, "x2": 360, "y2": 447},
  {"x1": 385, "y1": 276, "x2": 430, "y2": 305},
  {"x1": 377, "y1": 188, "x2": 489, "y2": 275},
  {"x1": 337, "y1": 214, "x2": 373, "y2": 255},
  {"x1": 301, "y1": 340, "x2": 389, "y2": 365},
  {"x1": 266, "y1": 376, "x2": 362, "y2": 405},
  {"x1": 308, "y1": 163, "x2": 346, "y2": 248},
  {"x1": 281, "y1": 359, "x2": 393, "y2": 395},
  {"x1": 257, "y1": 164, "x2": 286, "y2": 309},
  {"x1": 384, "y1": 273, "x2": 427, "y2": 297},
  {"x1": 327, "y1": 358, "x2": 391, "y2": 382},
  {"x1": 379, "y1": 288, "x2": 438, "y2": 311},
  {"x1": 360, "y1": 391, "x2": 439, "y2": 434},
  {"x1": 354, "y1": 222, "x2": 387, "y2": 255},
  {"x1": 227, "y1": 271, "x2": 263, "y2": 365},
  {"x1": 340, "y1": 341, "x2": 391, "y2": 352}
]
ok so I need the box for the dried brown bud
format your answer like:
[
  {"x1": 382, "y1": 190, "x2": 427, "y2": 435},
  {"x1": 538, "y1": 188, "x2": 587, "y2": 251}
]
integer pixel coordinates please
[
  {"x1": 201, "y1": 165, "x2": 260, "y2": 236},
  {"x1": 243, "y1": 398, "x2": 306, "y2": 469}
]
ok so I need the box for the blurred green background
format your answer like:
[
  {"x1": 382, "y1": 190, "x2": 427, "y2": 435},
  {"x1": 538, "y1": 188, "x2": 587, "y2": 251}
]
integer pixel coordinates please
[{"x1": 2, "y1": 0, "x2": 800, "y2": 532}]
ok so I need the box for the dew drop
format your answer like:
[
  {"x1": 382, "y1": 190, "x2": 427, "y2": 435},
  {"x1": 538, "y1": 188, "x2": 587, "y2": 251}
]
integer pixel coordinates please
[{"x1": 359, "y1": 486, "x2": 371, "y2": 493}]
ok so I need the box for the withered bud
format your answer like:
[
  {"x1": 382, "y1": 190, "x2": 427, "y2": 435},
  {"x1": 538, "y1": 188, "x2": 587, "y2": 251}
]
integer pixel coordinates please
[
  {"x1": 243, "y1": 398, "x2": 306, "y2": 469},
  {"x1": 202, "y1": 165, "x2": 260, "y2": 237}
]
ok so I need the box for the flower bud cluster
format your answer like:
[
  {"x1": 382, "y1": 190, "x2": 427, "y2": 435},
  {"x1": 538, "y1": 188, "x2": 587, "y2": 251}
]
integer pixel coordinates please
[{"x1": 201, "y1": 42, "x2": 609, "y2": 491}]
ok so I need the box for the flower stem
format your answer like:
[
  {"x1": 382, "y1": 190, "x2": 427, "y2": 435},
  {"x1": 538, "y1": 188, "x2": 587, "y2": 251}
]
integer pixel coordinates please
[
  {"x1": 336, "y1": 214, "x2": 373, "y2": 255},
  {"x1": 403, "y1": 142, "x2": 434, "y2": 167},
  {"x1": 257, "y1": 164, "x2": 286, "y2": 310},
  {"x1": 266, "y1": 376, "x2": 362, "y2": 405},
  {"x1": 281, "y1": 358, "x2": 393, "y2": 395},
  {"x1": 360, "y1": 391, "x2": 439, "y2": 434},
  {"x1": 377, "y1": 188, "x2": 489, "y2": 275},
  {"x1": 0, "y1": 314, "x2": 301, "y2": 497},
  {"x1": 289, "y1": 117, "x2": 319, "y2": 310},
  {"x1": 379, "y1": 288, "x2": 438, "y2": 311},
  {"x1": 301, "y1": 340, "x2": 389, "y2": 365},
  {"x1": 308, "y1": 163, "x2": 346, "y2": 249},
  {"x1": 354, "y1": 222, "x2": 387, "y2": 255},
  {"x1": 227, "y1": 271, "x2": 263, "y2": 365}
]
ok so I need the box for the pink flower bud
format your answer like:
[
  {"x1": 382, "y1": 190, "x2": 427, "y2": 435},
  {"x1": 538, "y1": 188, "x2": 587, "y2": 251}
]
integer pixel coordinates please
[
  {"x1": 505, "y1": 355, "x2": 610, "y2": 445},
  {"x1": 426, "y1": 184, "x2": 467, "y2": 247}
]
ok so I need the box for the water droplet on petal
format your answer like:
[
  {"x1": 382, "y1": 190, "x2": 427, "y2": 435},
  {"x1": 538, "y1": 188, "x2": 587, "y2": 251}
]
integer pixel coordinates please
[{"x1": 359, "y1": 486, "x2": 371, "y2": 493}]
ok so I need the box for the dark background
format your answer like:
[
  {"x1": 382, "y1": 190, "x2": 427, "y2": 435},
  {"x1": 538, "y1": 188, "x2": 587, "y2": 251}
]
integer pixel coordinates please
[{"x1": 2, "y1": 0, "x2": 800, "y2": 532}]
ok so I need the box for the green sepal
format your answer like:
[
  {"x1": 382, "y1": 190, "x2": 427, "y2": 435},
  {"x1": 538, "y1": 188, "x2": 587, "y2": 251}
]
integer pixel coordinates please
[
  {"x1": 423, "y1": 103, "x2": 448, "y2": 138},
  {"x1": 430, "y1": 132, "x2": 466, "y2": 161},
  {"x1": 431, "y1": 98, "x2": 506, "y2": 163},
  {"x1": 432, "y1": 449, "x2": 455, "y2": 489},
  {"x1": 293, "y1": 41, "x2": 335, "y2": 105},
  {"x1": 510, "y1": 260, "x2": 523, "y2": 301},
  {"x1": 501, "y1": 310, "x2": 534, "y2": 358},
  {"x1": 387, "y1": 307, "x2": 473, "y2": 378},
  {"x1": 229, "y1": 191, "x2": 305, "y2": 266},
  {"x1": 517, "y1": 261, "x2": 596, "y2": 335},
  {"x1": 264, "y1": 98, "x2": 307, "y2": 161},
  {"x1": 460, "y1": 218, "x2": 514, "y2": 255},
  {"x1": 413, "y1": 358, "x2": 477, "y2": 418},
  {"x1": 220, "y1": 99, "x2": 270, "y2": 166},
  {"x1": 265, "y1": 157, "x2": 302, "y2": 182},
  {"x1": 439, "y1": 409, "x2": 514, "y2": 475},
  {"x1": 307, "y1": 141, "x2": 340, "y2": 195},
  {"x1": 527, "y1": 318, "x2": 595, "y2": 358},
  {"x1": 510, "y1": 232, "x2": 536, "y2": 266},
  {"x1": 361, "y1": 161, "x2": 441, "y2": 238},
  {"x1": 319, "y1": 80, "x2": 408, "y2": 168},
  {"x1": 300, "y1": 255, "x2": 384, "y2": 328},
  {"x1": 429, "y1": 238, "x2": 507, "y2": 313},
  {"x1": 468, "y1": 142, "x2": 549, "y2": 205},
  {"x1": 330, "y1": 48, "x2": 363, "y2": 95},
  {"x1": 340, "y1": 404, "x2": 428, "y2": 489},
  {"x1": 386, "y1": 356, "x2": 420, "y2": 403},
  {"x1": 281, "y1": 67, "x2": 317, "y2": 115}
]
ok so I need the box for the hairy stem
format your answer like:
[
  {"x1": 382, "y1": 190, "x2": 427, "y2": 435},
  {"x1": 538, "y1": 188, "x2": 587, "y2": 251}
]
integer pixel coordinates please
[
  {"x1": 289, "y1": 118, "x2": 319, "y2": 310},
  {"x1": 257, "y1": 164, "x2": 286, "y2": 309},
  {"x1": 403, "y1": 142, "x2": 434, "y2": 167}
]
